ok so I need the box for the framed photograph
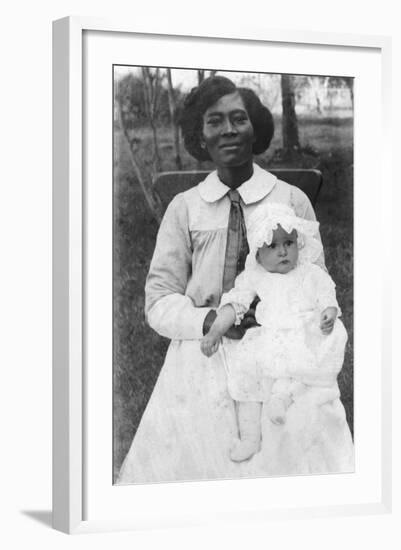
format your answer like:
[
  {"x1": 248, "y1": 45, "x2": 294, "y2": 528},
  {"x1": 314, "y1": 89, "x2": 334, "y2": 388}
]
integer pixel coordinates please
[{"x1": 53, "y1": 16, "x2": 392, "y2": 534}]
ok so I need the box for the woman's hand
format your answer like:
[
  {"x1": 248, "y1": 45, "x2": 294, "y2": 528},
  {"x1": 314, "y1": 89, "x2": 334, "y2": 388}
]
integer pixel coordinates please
[
  {"x1": 320, "y1": 307, "x2": 338, "y2": 335},
  {"x1": 240, "y1": 297, "x2": 261, "y2": 330},
  {"x1": 202, "y1": 300, "x2": 260, "y2": 341}
]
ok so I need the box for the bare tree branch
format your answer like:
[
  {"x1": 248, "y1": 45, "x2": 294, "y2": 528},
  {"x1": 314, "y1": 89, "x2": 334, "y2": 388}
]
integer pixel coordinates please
[
  {"x1": 141, "y1": 67, "x2": 162, "y2": 172},
  {"x1": 281, "y1": 74, "x2": 300, "y2": 158},
  {"x1": 166, "y1": 68, "x2": 182, "y2": 170},
  {"x1": 117, "y1": 92, "x2": 163, "y2": 224}
]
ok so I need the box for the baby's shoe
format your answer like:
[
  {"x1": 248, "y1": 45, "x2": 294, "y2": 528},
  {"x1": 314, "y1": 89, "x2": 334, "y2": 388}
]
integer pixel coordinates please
[{"x1": 229, "y1": 437, "x2": 260, "y2": 462}]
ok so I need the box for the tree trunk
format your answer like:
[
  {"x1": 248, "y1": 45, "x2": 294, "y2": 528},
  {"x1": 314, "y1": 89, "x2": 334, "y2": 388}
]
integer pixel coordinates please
[
  {"x1": 197, "y1": 69, "x2": 217, "y2": 85},
  {"x1": 197, "y1": 69, "x2": 205, "y2": 85},
  {"x1": 196, "y1": 70, "x2": 217, "y2": 168},
  {"x1": 344, "y1": 77, "x2": 354, "y2": 109},
  {"x1": 281, "y1": 74, "x2": 300, "y2": 158},
  {"x1": 166, "y1": 69, "x2": 182, "y2": 170},
  {"x1": 141, "y1": 67, "x2": 162, "y2": 172}
]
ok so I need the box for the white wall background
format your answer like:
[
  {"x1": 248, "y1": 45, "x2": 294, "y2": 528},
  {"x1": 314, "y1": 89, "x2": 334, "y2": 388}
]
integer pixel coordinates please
[{"x1": 0, "y1": 1, "x2": 399, "y2": 548}]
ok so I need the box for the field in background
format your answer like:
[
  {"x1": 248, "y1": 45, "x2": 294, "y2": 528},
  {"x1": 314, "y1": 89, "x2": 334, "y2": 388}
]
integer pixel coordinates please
[{"x1": 113, "y1": 115, "x2": 354, "y2": 481}]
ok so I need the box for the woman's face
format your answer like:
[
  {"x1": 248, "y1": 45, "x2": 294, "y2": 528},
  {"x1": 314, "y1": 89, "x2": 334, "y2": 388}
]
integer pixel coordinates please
[{"x1": 201, "y1": 92, "x2": 255, "y2": 168}]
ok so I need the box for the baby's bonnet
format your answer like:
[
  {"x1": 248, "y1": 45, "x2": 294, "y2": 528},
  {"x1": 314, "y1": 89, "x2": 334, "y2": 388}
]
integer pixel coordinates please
[{"x1": 245, "y1": 202, "x2": 323, "y2": 270}]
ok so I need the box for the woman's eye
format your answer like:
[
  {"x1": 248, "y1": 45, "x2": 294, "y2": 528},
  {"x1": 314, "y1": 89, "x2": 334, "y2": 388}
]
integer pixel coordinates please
[
  {"x1": 206, "y1": 119, "x2": 219, "y2": 127},
  {"x1": 286, "y1": 240, "x2": 294, "y2": 246},
  {"x1": 233, "y1": 115, "x2": 248, "y2": 124}
]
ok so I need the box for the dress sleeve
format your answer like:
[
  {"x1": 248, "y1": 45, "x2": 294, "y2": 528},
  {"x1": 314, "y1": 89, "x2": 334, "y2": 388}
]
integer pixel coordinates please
[
  {"x1": 309, "y1": 264, "x2": 341, "y2": 315},
  {"x1": 218, "y1": 269, "x2": 257, "y2": 325},
  {"x1": 290, "y1": 186, "x2": 326, "y2": 271},
  {"x1": 145, "y1": 194, "x2": 212, "y2": 340}
]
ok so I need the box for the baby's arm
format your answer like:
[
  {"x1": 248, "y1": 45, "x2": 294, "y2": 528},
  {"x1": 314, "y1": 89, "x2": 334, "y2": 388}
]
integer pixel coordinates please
[
  {"x1": 200, "y1": 304, "x2": 237, "y2": 357},
  {"x1": 310, "y1": 264, "x2": 341, "y2": 335}
]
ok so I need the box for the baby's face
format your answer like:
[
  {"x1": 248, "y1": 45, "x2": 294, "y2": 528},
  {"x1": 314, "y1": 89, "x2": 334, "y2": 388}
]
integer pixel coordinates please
[{"x1": 257, "y1": 225, "x2": 298, "y2": 274}]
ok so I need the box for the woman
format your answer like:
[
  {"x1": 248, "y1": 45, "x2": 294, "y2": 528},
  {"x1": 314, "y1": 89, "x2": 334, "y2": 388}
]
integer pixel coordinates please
[{"x1": 117, "y1": 76, "x2": 353, "y2": 484}]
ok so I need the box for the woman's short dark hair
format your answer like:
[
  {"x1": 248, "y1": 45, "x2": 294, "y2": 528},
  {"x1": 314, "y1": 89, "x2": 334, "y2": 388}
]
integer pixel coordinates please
[{"x1": 179, "y1": 75, "x2": 274, "y2": 161}]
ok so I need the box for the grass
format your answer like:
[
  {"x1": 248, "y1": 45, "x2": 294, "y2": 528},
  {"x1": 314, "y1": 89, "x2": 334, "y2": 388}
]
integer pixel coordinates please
[{"x1": 113, "y1": 115, "x2": 354, "y2": 481}]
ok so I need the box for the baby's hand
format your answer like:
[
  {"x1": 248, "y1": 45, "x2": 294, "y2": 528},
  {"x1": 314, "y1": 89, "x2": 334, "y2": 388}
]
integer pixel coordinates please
[
  {"x1": 200, "y1": 334, "x2": 221, "y2": 357},
  {"x1": 320, "y1": 307, "x2": 338, "y2": 335}
]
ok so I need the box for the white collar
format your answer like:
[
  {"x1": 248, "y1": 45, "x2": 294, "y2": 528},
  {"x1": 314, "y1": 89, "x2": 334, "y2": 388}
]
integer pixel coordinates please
[{"x1": 198, "y1": 163, "x2": 277, "y2": 205}]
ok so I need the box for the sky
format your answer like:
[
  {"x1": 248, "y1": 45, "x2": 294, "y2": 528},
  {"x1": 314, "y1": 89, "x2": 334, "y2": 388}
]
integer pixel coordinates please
[
  {"x1": 113, "y1": 66, "x2": 353, "y2": 115},
  {"x1": 113, "y1": 66, "x2": 264, "y2": 91}
]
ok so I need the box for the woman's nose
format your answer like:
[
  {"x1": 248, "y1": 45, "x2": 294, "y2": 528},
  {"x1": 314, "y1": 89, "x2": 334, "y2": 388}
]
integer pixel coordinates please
[
  {"x1": 221, "y1": 118, "x2": 236, "y2": 134},
  {"x1": 278, "y1": 244, "x2": 287, "y2": 256}
]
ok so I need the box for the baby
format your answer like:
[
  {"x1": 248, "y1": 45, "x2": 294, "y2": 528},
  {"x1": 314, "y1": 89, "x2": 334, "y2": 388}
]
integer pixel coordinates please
[{"x1": 201, "y1": 202, "x2": 347, "y2": 462}]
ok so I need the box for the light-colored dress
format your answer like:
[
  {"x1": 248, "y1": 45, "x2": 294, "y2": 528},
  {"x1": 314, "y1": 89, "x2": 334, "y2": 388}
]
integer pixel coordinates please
[
  {"x1": 117, "y1": 164, "x2": 354, "y2": 484},
  {"x1": 220, "y1": 262, "x2": 348, "y2": 402}
]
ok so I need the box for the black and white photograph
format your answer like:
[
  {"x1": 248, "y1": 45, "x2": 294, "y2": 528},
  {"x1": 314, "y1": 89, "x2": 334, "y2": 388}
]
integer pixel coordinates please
[
  {"x1": 1, "y1": 0, "x2": 397, "y2": 542},
  {"x1": 112, "y1": 66, "x2": 354, "y2": 485}
]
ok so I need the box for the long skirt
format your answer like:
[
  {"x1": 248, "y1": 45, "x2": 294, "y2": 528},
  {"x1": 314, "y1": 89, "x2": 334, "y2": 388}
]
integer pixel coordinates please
[{"x1": 117, "y1": 340, "x2": 354, "y2": 484}]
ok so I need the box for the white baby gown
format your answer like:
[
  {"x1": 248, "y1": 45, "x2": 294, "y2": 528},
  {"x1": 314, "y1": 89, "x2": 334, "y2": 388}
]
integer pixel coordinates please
[{"x1": 220, "y1": 261, "x2": 348, "y2": 403}]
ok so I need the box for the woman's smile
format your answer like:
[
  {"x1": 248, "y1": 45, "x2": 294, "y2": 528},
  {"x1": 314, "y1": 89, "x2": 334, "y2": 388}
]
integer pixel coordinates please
[
  {"x1": 219, "y1": 143, "x2": 240, "y2": 150},
  {"x1": 202, "y1": 92, "x2": 255, "y2": 168}
]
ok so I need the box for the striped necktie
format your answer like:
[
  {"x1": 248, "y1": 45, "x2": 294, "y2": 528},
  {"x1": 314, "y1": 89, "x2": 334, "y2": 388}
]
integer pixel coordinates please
[{"x1": 222, "y1": 189, "x2": 249, "y2": 292}]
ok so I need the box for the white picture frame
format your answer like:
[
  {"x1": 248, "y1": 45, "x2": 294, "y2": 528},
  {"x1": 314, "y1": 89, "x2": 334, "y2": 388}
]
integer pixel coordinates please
[{"x1": 52, "y1": 16, "x2": 392, "y2": 534}]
